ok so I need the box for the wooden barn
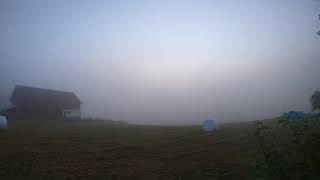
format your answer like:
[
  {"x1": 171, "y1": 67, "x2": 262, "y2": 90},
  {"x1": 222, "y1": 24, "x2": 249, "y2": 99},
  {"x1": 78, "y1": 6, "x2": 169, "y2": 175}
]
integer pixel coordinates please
[{"x1": 7, "y1": 85, "x2": 82, "y2": 120}]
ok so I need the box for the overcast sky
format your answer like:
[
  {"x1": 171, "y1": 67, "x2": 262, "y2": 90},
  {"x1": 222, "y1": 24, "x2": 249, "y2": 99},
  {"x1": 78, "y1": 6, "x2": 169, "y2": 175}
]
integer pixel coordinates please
[{"x1": 0, "y1": 0, "x2": 320, "y2": 125}]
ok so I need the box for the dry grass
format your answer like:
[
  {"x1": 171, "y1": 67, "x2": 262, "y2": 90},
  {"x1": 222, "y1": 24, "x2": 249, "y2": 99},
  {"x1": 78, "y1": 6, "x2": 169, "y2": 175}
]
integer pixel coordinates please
[{"x1": 0, "y1": 120, "x2": 259, "y2": 180}]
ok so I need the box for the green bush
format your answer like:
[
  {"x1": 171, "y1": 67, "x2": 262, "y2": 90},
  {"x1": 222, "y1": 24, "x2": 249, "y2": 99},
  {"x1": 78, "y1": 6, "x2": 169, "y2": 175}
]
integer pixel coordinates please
[{"x1": 250, "y1": 117, "x2": 320, "y2": 180}]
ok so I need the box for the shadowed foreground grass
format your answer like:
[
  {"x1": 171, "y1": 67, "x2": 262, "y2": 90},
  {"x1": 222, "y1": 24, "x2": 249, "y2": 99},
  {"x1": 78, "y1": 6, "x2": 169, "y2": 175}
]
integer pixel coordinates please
[{"x1": 0, "y1": 120, "x2": 258, "y2": 180}]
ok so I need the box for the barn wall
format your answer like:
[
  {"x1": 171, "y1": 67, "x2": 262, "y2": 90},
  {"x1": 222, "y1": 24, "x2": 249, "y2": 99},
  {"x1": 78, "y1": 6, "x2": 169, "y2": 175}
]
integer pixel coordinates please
[
  {"x1": 17, "y1": 106, "x2": 64, "y2": 120},
  {"x1": 6, "y1": 106, "x2": 82, "y2": 120}
]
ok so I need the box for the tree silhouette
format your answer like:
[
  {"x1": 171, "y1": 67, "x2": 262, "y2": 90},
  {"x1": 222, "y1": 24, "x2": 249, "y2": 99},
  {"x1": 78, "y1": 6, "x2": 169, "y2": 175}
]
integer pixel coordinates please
[
  {"x1": 318, "y1": 14, "x2": 320, "y2": 36},
  {"x1": 310, "y1": 91, "x2": 320, "y2": 112}
]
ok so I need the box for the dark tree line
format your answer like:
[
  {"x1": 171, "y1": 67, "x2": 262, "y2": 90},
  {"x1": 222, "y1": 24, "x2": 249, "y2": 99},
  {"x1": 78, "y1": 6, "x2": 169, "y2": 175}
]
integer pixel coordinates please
[{"x1": 311, "y1": 91, "x2": 320, "y2": 112}]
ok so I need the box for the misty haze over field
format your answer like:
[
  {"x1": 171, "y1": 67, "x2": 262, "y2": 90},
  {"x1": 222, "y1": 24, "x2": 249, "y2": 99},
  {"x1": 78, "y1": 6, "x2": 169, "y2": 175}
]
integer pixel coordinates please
[{"x1": 0, "y1": 0, "x2": 320, "y2": 125}]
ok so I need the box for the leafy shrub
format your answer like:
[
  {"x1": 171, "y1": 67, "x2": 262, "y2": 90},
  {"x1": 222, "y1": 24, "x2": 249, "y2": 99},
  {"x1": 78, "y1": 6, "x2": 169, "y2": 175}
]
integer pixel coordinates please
[{"x1": 250, "y1": 117, "x2": 320, "y2": 180}]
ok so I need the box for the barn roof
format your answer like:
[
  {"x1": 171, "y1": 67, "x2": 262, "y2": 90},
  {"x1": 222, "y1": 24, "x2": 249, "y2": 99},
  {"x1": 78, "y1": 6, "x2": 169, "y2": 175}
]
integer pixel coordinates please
[{"x1": 10, "y1": 85, "x2": 81, "y2": 107}]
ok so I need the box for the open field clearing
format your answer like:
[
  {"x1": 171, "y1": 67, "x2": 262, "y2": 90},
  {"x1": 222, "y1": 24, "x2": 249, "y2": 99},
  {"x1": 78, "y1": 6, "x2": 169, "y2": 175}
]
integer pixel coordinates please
[{"x1": 0, "y1": 120, "x2": 259, "y2": 180}]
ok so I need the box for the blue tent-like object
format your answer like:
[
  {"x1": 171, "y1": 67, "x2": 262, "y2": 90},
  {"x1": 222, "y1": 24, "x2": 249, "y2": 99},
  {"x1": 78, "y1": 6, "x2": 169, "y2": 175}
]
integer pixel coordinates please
[
  {"x1": 0, "y1": 116, "x2": 7, "y2": 130},
  {"x1": 202, "y1": 118, "x2": 218, "y2": 133},
  {"x1": 283, "y1": 111, "x2": 305, "y2": 120}
]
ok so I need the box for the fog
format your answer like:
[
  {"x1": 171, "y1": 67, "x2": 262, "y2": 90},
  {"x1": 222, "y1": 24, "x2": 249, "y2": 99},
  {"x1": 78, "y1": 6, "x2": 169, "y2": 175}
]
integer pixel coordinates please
[{"x1": 1, "y1": 0, "x2": 320, "y2": 125}]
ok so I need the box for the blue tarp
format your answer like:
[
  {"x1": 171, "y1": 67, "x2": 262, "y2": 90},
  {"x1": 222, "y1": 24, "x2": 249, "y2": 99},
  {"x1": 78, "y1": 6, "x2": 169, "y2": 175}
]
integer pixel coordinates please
[{"x1": 283, "y1": 111, "x2": 305, "y2": 120}]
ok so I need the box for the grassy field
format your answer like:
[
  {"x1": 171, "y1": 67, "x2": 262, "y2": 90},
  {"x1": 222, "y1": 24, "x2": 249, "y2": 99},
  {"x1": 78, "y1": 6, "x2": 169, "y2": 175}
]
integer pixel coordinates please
[{"x1": 0, "y1": 120, "x2": 260, "y2": 180}]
